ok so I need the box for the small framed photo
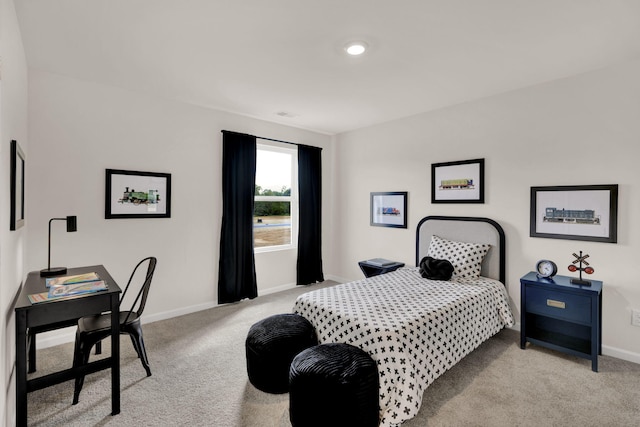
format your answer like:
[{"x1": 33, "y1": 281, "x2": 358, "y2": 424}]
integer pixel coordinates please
[
  {"x1": 370, "y1": 191, "x2": 408, "y2": 229},
  {"x1": 105, "y1": 169, "x2": 171, "y2": 219},
  {"x1": 10, "y1": 140, "x2": 26, "y2": 230},
  {"x1": 530, "y1": 184, "x2": 618, "y2": 243},
  {"x1": 431, "y1": 158, "x2": 484, "y2": 204}
]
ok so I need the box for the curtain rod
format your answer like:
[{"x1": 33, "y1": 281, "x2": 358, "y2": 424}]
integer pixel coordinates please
[{"x1": 221, "y1": 130, "x2": 322, "y2": 151}]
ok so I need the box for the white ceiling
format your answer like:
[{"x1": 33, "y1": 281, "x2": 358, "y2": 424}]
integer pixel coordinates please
[{"x1": 15, "y1": 0, "x2": 640, "y2": 135}]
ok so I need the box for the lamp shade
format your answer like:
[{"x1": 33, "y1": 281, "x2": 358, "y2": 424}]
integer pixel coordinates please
[{"x1": 66, "y1": 216, "x2": 78, "y2": 232}]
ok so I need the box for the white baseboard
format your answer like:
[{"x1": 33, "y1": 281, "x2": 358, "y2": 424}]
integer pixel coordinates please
[
  {"x1": 324, "y1": 274, "x2": 349, "y2": 284},
  {"x1": 34, "y1": 327, "x2": 79, "y2": 349},
  {"x1": 260, "y1": 282, "x2": 297, "y2": 295},
  {"x1": 601, "y1": 345, "x2": 640, "y2": 365}
]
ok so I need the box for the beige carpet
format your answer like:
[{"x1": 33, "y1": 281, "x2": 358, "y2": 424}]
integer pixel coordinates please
[{"x1": 26, "y1": 281, "x2": 640, "y2": 426}]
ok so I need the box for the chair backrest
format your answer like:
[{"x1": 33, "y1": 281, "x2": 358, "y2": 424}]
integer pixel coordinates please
[{"x1": 121, "y1": 256, "x2": 157, "y2": 324}]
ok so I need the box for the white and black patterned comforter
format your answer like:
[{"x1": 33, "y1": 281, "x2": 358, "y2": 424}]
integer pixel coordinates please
[{"x1": 293, "y1": 267, "x2": 514, "y2": 427}]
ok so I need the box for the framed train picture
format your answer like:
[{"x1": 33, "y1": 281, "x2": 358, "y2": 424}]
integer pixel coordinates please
[
  {"x1": 530, "y1": 184, "x2": 618, "y2": 243},
  {"x1": 431, "y1": 158, "x2": 484, "y2": 203},
  {"x1": 105, "y1": 169, "x2": 172, "y2": 219},
  {"x1": 370, "y1": 191, "x2": 408, "y2": 228}
]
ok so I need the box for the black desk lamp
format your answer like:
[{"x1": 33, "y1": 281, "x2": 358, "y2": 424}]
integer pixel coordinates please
[{"x1": 40, "y1": 216, "x2": 78, "y2": 277}]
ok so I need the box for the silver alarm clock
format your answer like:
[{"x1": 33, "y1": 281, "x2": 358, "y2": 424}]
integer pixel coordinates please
[{"x1": 536, "y1": 259, "x2": 558, "y2": 278}]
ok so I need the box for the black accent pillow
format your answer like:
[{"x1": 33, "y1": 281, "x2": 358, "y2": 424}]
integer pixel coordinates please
[{"x1": 419, "y1": 256, "x2": 454, "y2": 281}]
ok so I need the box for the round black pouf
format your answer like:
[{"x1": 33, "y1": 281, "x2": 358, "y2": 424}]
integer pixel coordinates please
[
  {"x1": 246, "y1": 313, "x2": 317, "y2": 394},
  {"x1": 289, "y1": 343, "x2": 379, "y2": 427}
]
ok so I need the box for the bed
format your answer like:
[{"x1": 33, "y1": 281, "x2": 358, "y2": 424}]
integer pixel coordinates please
[{"x1": 293, "y1": 216, "x2": 515, "y2": 427}]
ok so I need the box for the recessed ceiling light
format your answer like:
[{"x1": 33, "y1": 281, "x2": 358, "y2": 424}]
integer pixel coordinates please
[{"x1": 344, "y1": 41, "x2": 368, "y2": 56}]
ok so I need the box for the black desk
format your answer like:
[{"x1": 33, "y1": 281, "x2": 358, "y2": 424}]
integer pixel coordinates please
[{"x1": 15, "y1": 265, "x2": 122, "y2": 426}]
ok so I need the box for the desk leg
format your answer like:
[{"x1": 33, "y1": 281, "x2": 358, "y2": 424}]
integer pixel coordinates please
[
  {"x1": 110, "y1": 294, "x2": 120, "y2": 415},
  {"x1": 16, "y1": 310, "x2": 27, "y2": 427},
  {"x1": 28, "y1": 331, "x2": 36, "y2": 373}
]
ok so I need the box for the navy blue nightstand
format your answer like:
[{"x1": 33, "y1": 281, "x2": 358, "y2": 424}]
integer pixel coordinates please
[
  {"x1": 520, "y1": 272, "x2": 602, "y2": 372},
  {"x1": 358, "y1": 260, "x2": 405, "y2": 278}
]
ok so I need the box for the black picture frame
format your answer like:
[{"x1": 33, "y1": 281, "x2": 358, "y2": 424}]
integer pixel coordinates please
[
  {"x1": 10, "y1": 140, "x2": 26, "y2": 230},
  {"x1": 370, "y1": 191, "x2": 408, "y2": 228},
  {"x1": 431, "y1": 158, "x2": 484, "y2": 204},
  {"x1": 530, "y1": 184, "x2": 618, "y2": 243},
  {"x1": 105, "y1": 169, "x2": 171, "y2": 219}
]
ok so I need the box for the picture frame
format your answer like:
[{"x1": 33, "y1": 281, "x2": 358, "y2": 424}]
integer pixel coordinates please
[
  {"x1": 10, "y1": 140, "x2": 26, "y2": 230},
  {"x1": 370, "y1": 191, "x2": 408, "y2": 228},
  {"x1": 431, "y1": 158, "x2": 484, "y2": 204},
  {"x1": 105, "y1": 169, "x2": 171, "y2": 219},
  {"x1": 530, "y1": 184, "x2": 618, "y2": 243}
]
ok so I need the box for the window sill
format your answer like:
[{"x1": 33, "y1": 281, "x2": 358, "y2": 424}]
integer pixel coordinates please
[{"x1": 254, "y1": 244, "x2": 297, "y2": 254}]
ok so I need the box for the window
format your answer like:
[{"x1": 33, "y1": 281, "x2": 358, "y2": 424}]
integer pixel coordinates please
[{"x1": 254, "y1": 142, "x2": 298, "y2": 251}]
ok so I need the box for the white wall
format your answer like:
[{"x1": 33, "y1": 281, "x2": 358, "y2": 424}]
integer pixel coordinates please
[
  {"x1": 331, "y1": 59, "x2": 640, "y2": 362},
  {"x1": 0, "y1": 0, "x2": 29, "y2": 424},
  {"x1": 25, "y1": 70, "x2": 333, "y2": 339}
]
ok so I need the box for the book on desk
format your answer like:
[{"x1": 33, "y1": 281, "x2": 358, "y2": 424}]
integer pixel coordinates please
[
  {"x1": 28, "y1": 273, "x2": 108, "y2": 304},
  {"x1": 45, "y1": 271, "x2": 101, "y2": 287}
]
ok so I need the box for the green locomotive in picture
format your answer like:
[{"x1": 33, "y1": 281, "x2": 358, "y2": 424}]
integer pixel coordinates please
[{"x1": 118, "y1": 187, "x2": 160, "y2": 205}]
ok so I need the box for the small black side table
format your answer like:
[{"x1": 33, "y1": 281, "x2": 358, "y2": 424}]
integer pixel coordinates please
[{"x1": 358, "y1": 259, "x2": 405, "y2": 278}]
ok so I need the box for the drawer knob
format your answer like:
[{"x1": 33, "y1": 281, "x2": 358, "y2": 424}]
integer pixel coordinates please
[{"x1": 547, "y1": 299, "x2": 566, "y2": 309}]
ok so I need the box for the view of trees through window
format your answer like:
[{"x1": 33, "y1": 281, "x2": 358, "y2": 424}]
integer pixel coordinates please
[
  {"x1": 254, "y1": 186, "x2": 291, "y2": 215},
  {"x1": 254, "y1": 145, "x2": 296, "y2": 249}
]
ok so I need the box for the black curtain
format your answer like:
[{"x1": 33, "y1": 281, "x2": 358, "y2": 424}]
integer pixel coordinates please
[
  {"x1": 296, "y1": 145, "x2": 324, "y2": 285},
  {"x1": 218, "y1": 131, "x2": 258, "y2": 303}
]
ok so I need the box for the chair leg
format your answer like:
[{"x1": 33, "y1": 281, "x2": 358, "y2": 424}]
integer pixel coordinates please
[
  {"x1": 28, "y1": 331, "x2": 37, "y2": 373},
  {"x1": 129, "y1": 327, "x2": 151, "y2": 377},
  {"x1": 129, "y1": 334, "x2": 142, "y2": 359},
  {"x1": 73, "y1": 338, "x2": 93, "y2": 405}
]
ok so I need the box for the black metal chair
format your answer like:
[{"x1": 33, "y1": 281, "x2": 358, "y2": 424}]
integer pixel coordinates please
[{"x1": 72, "y1": 256, "x2": 157, "y2": 404}]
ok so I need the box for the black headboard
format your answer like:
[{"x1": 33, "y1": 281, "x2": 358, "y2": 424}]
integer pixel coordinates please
[{"x1": 416, "y1": 216, "x2": 506, "y2": 283}]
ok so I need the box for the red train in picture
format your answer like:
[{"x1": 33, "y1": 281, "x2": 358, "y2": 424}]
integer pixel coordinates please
[{"x1": 380, "y1": 207, "x2": 400, "y2": 216}]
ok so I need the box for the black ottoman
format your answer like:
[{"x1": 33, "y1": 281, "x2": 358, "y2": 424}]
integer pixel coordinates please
[
  {"x1": 289, "y1": 343, "x2": 380, "y2": 427},
  {"x1": 246, "y1": 313, "x2": 317, "y2": 394}
]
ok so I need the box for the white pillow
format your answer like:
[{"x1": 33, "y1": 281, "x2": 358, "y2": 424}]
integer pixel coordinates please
[{"x1": 426, "y1": 235, "x2": 491, "y2": 279}]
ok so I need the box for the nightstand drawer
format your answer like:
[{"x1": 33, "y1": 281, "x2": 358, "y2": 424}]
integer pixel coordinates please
[{"x1": 525, "y1": 287, "x2": 591, "y2": 324}]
